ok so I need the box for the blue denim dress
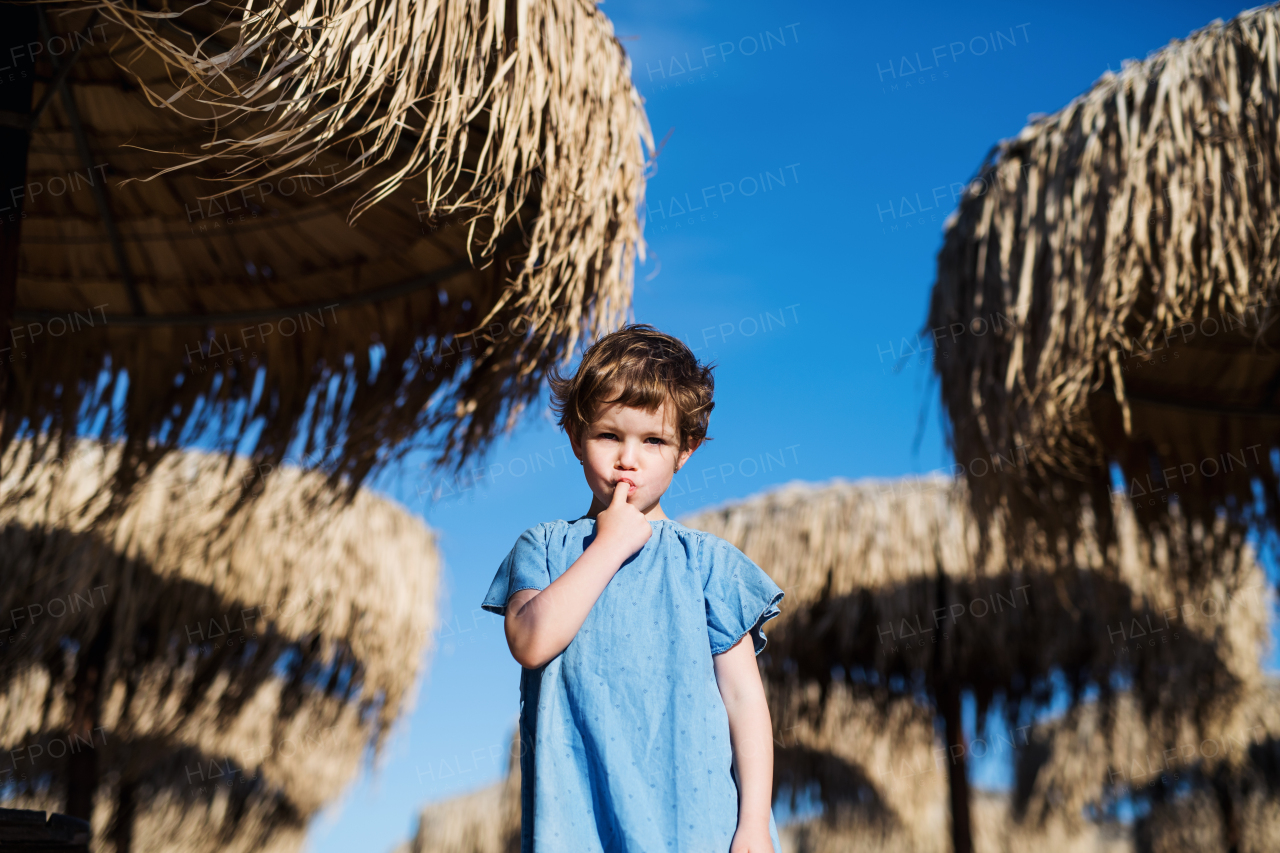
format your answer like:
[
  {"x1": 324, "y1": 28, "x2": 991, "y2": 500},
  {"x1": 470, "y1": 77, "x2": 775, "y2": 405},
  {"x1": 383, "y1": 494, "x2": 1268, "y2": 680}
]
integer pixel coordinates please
[{"x1": 481, "y1": 517, "x2": 785, "y2": 853}]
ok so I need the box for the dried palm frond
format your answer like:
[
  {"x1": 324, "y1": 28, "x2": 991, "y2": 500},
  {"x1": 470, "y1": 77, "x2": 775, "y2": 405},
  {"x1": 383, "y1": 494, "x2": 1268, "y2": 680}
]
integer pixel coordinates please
[
  {"x1": 678, "y1": 475, "x2": 1267, "y2": 846},
  {"x1": 396, "y1": 684, "x2": 1132, "y2": 853},
  {"x1": 0, "y1": 439, "x2": 441, "y2": 851},
  {"x1": 0, "y1": 722, "x2": 324, "y2": 853},
  {"x1": 71, "y1": 0, "x2": 651, "y2": 334},
  {"x1": 1017, "y1": 680, "x2": 1280, "y2": 853},
  {"x1": 927, "y1": 2, "x2": 1280, "y2": 570},
  {"x1": 681, "y1": 477, "x2": 1269, "y2": 735},
  {"x1": 781, "y1": 790, "x2": 1132, "y2": 853},
  {"x1": 7, "y1": 1, "x2": 651, "y2": 505}
]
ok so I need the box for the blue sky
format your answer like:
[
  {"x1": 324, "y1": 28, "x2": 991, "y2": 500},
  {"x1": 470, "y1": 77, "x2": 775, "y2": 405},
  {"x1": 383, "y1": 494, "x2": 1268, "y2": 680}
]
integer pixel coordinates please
[{"x1": 303, "y1": 2, "x2": 1263, "y2": 850}]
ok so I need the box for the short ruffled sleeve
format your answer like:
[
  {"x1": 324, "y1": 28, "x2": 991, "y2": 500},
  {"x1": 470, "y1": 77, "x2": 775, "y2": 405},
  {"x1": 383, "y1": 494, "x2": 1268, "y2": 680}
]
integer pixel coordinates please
[
  {"x1": 481, "y1": 523, "x2": 551, "y2": 615},
  {"x1": 701, "y1": 533, "x2": 785, "y2": 656}
]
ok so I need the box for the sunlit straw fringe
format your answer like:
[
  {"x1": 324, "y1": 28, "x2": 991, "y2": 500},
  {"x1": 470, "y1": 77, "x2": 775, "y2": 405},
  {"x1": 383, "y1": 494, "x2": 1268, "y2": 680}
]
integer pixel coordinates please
[
  {"x1": 0, "y1": 439, "x2": 441, "y2": 851},
  {"x1": 76, "y1": 0, "x2": 653, "y2": 353},
  {"x1": 680, "y1": 477, "x2": 1269, "y2": 823},
  {"x1": 927, "y1": 3, "x2": 1280, "y2": 565}
]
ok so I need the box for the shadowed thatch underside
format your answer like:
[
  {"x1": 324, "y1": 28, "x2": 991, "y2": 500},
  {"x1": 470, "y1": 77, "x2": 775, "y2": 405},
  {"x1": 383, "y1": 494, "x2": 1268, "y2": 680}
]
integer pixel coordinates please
[
  {"x1": 782, "y1": 791, "x2": 1133, "y2": 853},
  {"x1": 6, "y1": 0, "x2": 651, "y2": 501},
  {"x1": 678, "y1": 476, "x2": 1271, "y2": 819},
  {"x1": 392, "y1": 688, "x2": 1134, "y2": 853},
  {"x1": 1016, "y1": 681, "x2": 1280, "y2": 853},
  {"x1": 0, "y1": 720, "x2": 316, "y2": 853},
  {"x1": 0, "y1": 440, "x2": 441, "y2": 849},
  {"x1": 926, "y1": 2, "x2": 1280, "y2": 563}
]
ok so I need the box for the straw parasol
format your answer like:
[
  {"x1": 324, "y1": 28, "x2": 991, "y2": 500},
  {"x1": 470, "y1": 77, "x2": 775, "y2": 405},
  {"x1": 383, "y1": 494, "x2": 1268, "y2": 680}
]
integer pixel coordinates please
[
  {"x1": 770, "y1": 675, "x2": 947, "y2": 842},
  {"x1": 394, "y1": 727, "x2": 521, "y2": 853},
  {"x1": 1015, "y1": 680, "x2": 1280, "y2": 853},
  {"x1": 1, "y1": 0, "x2": 651, "y2": 501},
  {"x1": 779, "y1": 789, "x2": 1133, "y2": 853},
  {"x1": 679, "y1": 476, "x2": 1270, "y2": 853},
  {"x1": 926, "y1": 2, "x2": 1280, "y2": 573},
  {"x1": 391, "y1": 692, "x2": 930, "y2": 853},
  {"x1": 392, "y1": 684, "x2": 1134, "y2": 853},
  {"x1": 0, "y1": 438, "x2": 441, "y2": 852}
]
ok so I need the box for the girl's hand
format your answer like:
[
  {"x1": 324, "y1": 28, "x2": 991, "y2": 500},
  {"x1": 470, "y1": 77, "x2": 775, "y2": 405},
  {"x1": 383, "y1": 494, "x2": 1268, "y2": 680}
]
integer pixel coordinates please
[
  {"x1": 729, "y1": 821, "x2": 774, "y2": 853},
  {"x1": 593, "y1": 480, "x2": 651, "y2": 558}
]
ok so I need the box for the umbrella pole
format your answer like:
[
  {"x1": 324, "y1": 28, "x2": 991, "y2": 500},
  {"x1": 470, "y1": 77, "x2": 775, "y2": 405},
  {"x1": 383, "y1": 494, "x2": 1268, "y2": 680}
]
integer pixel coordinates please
[
  {"x1": 110, "y1": 779, "x2": 138, "y2": 853},
  {"x1": 937, "y1": 682, "x2": 974, "y2": 853},
  {"x1": 0, "y1": 1, "x2": 38, "y2": 333},
  {"x1": 65, "y1": 610, "x2": 114, "y2": 825},
  {"x1": 1212, "y1": 772, "x2": 1241, "y2": 853},
  {"x1": 934, "y1": 567, "x2": 974, "y2": 853}
]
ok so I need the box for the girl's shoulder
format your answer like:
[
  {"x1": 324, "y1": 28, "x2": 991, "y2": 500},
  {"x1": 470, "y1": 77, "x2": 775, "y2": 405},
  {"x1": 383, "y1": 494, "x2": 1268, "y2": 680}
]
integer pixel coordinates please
[
  {"x1": 518, "y1": 518, "x2": 583, "y2": 536},
  {"x1": 518, "y1": 517, "x2": 592, "y2": 547},
  {"x1": 652, "y1": 519, "x2": 714, "y2": 546},
  {"x1": 653, "y1": 519, "x2": 726, "y2": 541}
]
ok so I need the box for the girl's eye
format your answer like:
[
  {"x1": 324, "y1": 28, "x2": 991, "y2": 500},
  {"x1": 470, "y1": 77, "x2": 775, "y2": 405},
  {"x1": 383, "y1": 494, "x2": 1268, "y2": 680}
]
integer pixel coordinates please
[{"x1": 596, "y1": 433, "x2": 663, "y2": 444}]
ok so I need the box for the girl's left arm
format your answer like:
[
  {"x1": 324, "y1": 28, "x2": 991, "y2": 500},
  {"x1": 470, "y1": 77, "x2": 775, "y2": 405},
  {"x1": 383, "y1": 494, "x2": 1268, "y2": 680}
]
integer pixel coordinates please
[{"x1": 713, "y1": 634, "x2": 775, "y2": 852}]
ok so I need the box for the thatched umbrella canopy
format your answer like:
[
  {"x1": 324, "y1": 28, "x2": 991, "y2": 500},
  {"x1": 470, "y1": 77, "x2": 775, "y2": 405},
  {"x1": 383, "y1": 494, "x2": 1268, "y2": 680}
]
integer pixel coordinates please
[
  {"x1": 3, "y1": 0, "x2": 650, "y2": 500},
  {"x1": 779, "y1": 790, "x2": 1133, "y2": 853},
  {"x1": 391, "y1": 691, "x2": 938, "y2": 853},
  {"x1": 392, "y1": 692, "x2": 940, "y2": 853},
  {"x1": 769, "y1": 678, "x2": 944, "y2": 835},
  {"x1": 1016, "y1": 680, "x2": 1280, "y2": 853},
  {"x1": 393, "y1": 684, "x2": 1133, "y2": 853},
  {"x1": 0, "y1": 439, "x2": 441, "y2": 851},
  {"x1": 394, "y1": 729, "x2": 522, "y2": 853},
  {"x1": 926, "y1": 2, "x2": 1280, "y2": 571},
  {"x1": 679, "y1": 476, "x2": 1270, "y2": 853},
  {"x1": 1, "y1": 684, "x2": 367, "y2": 853}
]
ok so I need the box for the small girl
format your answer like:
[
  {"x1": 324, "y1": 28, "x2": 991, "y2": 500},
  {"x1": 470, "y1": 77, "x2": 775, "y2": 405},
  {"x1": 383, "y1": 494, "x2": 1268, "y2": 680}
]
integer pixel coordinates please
[{"x1": 482, "y1": 324, "x2": 785, "y2": 852}]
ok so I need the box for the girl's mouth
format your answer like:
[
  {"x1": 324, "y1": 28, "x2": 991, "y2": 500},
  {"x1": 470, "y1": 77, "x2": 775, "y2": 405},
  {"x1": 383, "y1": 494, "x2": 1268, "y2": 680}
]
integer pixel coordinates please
[{"x1": 615, "y1": 478, "x2": 637, "y2": 492}]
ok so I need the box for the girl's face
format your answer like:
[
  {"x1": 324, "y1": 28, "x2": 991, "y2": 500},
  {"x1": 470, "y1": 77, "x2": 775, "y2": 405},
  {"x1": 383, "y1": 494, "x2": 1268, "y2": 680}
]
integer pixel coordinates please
[{"x1": 569, "y1": 399, "x2": 699, "y2": 521}]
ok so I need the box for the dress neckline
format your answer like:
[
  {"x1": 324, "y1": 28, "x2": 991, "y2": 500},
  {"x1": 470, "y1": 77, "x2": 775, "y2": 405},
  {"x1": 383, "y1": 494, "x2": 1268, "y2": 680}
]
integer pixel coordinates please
[{"x1": 570, "y1": 516, "x2": 683, "y2": 526}]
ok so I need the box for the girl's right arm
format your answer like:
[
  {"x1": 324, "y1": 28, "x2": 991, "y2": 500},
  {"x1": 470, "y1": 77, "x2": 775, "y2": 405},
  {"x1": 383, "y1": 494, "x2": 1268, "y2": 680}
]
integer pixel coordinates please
[{"x1": 504, "y1": 483, "x2": 649, "y2": 668}]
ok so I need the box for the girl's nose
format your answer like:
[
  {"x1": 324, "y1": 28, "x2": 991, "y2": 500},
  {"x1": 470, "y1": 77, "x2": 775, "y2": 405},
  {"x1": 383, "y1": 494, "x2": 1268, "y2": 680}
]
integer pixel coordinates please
[{"x1": 617, "y1": 440, "x2": 640, "y2": 467}]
